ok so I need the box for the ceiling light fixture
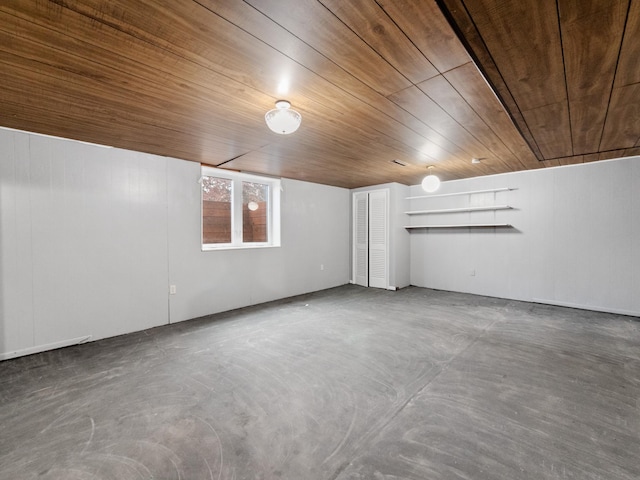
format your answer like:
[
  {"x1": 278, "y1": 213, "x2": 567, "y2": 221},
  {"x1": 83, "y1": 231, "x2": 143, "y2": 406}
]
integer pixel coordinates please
[
  {"x1": 265, "y1": 100, "x2": 301, "y2": 135},
  {"x1": 421, "y1": 166, "x2": 441, "y2": 193}
]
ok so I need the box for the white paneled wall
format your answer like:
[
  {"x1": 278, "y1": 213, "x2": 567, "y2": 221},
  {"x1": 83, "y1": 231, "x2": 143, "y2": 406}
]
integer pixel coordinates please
[
  {"x1": 0, "y1": 129, "x2": 351, "y2": 359},
  {"x1": 409, "y1": 157, "x2": 640, "y2": 316},
  {"x1": 2, "y1": 125, "x2": 637, "y2": 359},
  {"x1": 0, "y1": 130, "x2": 170, "y2": 358},
  {"x1": 167, "y1": 158, "x2": 351, "y2": 323}
]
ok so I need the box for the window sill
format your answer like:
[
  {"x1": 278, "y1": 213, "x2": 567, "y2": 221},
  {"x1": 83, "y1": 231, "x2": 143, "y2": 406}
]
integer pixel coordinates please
[{"x1": 201, "y1": 243, "x2": 281, "y2": 252}]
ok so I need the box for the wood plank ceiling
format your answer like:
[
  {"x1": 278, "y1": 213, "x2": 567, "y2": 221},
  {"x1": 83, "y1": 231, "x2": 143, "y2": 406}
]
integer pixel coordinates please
[
  {"x1": 440, "y1": 0, "x2": 640, "y2": 166},
  {"x1": 0, "y1": 1, "x2": 638, "y2": 188}
]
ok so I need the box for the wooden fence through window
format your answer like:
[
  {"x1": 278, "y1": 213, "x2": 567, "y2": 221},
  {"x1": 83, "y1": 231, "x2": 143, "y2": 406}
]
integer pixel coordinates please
[{"x1": 203, "y1": 201, "x2": 267, "y2": 244}]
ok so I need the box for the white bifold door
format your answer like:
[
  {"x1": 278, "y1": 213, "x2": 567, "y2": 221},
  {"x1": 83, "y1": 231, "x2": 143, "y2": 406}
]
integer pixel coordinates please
[{"x1": 353, "y1": 189, "x2": 388, "y2": 289}]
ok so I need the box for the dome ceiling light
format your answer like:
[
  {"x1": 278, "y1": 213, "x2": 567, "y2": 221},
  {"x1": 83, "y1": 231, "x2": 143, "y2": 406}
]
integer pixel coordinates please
[
  {"x1": 421, "y1": 166, "x2": 441, "y2": 193},
  {"x1": 265, "y1": 100, "x2": 302, "y2": 135}
]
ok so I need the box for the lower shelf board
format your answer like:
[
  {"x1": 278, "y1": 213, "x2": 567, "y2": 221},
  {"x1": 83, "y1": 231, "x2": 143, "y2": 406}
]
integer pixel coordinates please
[{"x1": 405, "y1": 223, "x2": 512, "y2": 229}]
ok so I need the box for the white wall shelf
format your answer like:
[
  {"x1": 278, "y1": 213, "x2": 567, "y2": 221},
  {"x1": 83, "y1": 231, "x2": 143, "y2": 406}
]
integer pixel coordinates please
[
  {"x1": 405, "y1": 187, "x2": 514, "y2": 231},
  {"x1": 406, "y1": 187, "x2": 511, "y2": 200},
  {"x1": 405, "y1": 223, "x2": 512, "y2": 229},
  {"x1": 405, "y1": 205, "x2": 512, "y2": 215}
]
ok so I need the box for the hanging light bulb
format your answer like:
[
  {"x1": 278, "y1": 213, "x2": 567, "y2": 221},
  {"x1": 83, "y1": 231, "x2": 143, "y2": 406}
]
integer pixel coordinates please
[
  {"x1": 265, "y1": 100, "x2": 302, "y2": 134},
  {"x1": 421, "y1": 166, "x2": 441, "y2": 193}
]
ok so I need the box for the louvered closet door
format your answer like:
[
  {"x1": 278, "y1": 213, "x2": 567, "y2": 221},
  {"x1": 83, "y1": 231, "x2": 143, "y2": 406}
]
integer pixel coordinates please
[
  {"x1": 353, "y1": 191, "x2": 369, "y2": 287},
  {"x1": 352, "y1": 189, "x2": 388, "y2": 289},
  {"x1": 368, "y1": 189, "x2": 388, "y2": 289}
]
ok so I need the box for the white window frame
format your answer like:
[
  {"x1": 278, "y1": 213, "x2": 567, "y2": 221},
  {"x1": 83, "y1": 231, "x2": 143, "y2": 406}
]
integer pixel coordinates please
[{"x1": 201, "y1": 166, "x2": 281, "y2": 251}]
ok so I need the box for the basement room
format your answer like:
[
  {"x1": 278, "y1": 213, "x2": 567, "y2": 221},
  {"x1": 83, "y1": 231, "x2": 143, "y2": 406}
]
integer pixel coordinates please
[{"x1": 1, "y1": 1, "x2": 639, "y2": 479}]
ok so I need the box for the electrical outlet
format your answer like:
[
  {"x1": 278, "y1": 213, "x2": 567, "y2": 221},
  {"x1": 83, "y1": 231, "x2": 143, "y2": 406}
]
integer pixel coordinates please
[
  {"x1": 169, "y1": 285, "x2": 177, "y2": 295},
  {"x1": 320, "y1": 264, "x2": 324, "y2": 270},
  {"x1": 470, "y1": 269, "x2": 476, "y2": 277}
]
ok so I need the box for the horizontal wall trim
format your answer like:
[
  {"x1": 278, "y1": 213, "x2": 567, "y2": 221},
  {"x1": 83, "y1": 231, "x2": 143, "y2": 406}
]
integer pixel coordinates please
[
  {"x1": 532, "y1": 298, "x2": 639, "y2": 318},
  {"x1": 0, "y1": 335, "x2": 92, "y2": 361}
]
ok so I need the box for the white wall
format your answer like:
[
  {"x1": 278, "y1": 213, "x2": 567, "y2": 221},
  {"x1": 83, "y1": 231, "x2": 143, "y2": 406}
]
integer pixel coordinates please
[
  {"x1": 0, "y1": 128, "x2": 350, "y2": 359},
  {"x1": 0, "y1": 130, "x2": 170, "y2": 360},
  {"x1": 167, "y1": 159, "x2": 351, "y2": 323},
  {"x1": 4, "y1": 126, "x2": 635, "y2": 360},
  {"x1": 409, "y1": 157, "x2": 640, "y2": 316},
  {"x1": 388, "y1": 182, "x2": 411, "y2": 290}
]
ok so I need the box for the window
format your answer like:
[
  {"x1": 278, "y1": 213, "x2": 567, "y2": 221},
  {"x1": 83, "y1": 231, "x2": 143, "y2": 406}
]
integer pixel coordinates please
[{"x1": 201, "y1": 166, "x2": 281, "y2": 250}]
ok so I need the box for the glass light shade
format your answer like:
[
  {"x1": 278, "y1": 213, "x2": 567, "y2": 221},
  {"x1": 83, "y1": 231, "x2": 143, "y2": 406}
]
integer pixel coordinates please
[
  {"x1": 265, "y1": 100, "x2": 302, "y2": 134},
  {"x1": 421, "y1": 174, "x2": 441, "y2": 193}
]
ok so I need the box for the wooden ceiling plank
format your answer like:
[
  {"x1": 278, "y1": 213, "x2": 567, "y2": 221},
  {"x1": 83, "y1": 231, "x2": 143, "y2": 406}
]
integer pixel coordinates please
[
  {"x1": 557, "y1": 155, "x2": 584, "y2": 166},
  {"x1": 559, "y1": 0, "x2": 629, "y2": 155},
  {"x1": 462, "y1": 0, "x2": 566, "y2": 111},
  {"x1": 223, "y1": 147, "x2": 471, "y2": 188},
  {"x1": 0, "y1": 68, "x2": 256, "y2": 162},
  {"x1": 559, "y1": 0, "x2": 628, "y2": 87},
  {"x1": 222, "y1": 152, "x2": 407, "y2": 188},
  {"x1": 252, "y1": 135, "x2": 477, "y2": 184},
  {"x1": 3, "y1": 0, "x2": 633, "y2": 186},
  {"x1": 63, "y1": 0, "x2": 292, "y2": 97},
  {"x1": 255, "y1": 133, "x2": 479, "y2": 177},
  {"x1": 2, "y1": 0, "x2": 352, "y2": 133},
  {"x1": 2, "y1": 0, "x2": 540, "y2": 184},
  {"x1": 1, "y1": 74, "x2": 441, "y2": 188},
  {"x1": 242, "y1": 0, "x2": 411, "y2": 96},
  {"x1": 0, "y1": 48, "x2": 272, "y2": 163},
  {"x1": 377, "y1": 0, "x2": 471, "y2": 73},
  {"x1": 55, "y1": 0, "x2": 356, "y2": 113},
  {"x1": 443, "y1": 63, "x2": 540, "y2": 169},
  {"x1": 2, "y1": 23, "x2": 437, "y2": 180},
  {"x1": 600, "y1": 83, "x2": 640, "y2": 151},
  {"x1": 256, "y1": 134, "x2": 429, "y2": 179},
  {"x1": 0, "y1": 4, "x2": 459, "y2": 179},
  {"x1": 31, "y1": 1, "x2": 482, "y2": 170},
  {"x1": 521, "y1": 102, "x2": 573, "y2": 159},
  {"x1": 198, "y1": 0, "x2": 376, "y2": 101},
  {"x1": 455, "y1": 0, "x2": 573, "y2": 159},
  {"x1": 195, "y1": 0, "x2": 474, "y2": 165},
  {"x1": 624, "y1": 146, "x2": 640, "y2": 156},
  {"x1": 541, "y1": 159, "x2": 561, "y2": 168},
  {"x1": 0, "y1": 7, "x2": 278, "y2": 122},
  {"x1": 439, "y1": 0, "x2": 638, "y2": 163},
  {"x1": 417, "y1": 73, "x2": 532, "y2": 172},
  {"x1": 599, "y1": 149, "x2": 627, "y2": 160},
  {"x1": 614, "y1": 0, "x2": 640, "y2": 87},
  {"x1": 568, "y1": 95, "x2": 617, "y2": 156},
  {"x1": 390, "y1": 85, "x2": 518, "y2": 173},
  {"x1": 583, "y1": 153, "x2": 601, "y2": 163},
  {"x1": 0, "y1": 98, "x2": 235, "y2": 163},
  {"x1": 317, "y1": 0, "x2": 439, "y2": 84},
  {"x1": 435, "y1": 0, "x2": 543, "y2": 161}
]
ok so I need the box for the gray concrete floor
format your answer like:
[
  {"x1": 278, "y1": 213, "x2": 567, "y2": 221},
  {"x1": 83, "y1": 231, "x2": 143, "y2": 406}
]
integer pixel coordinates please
[{"x1": 1, "y1": 285, "x2": 639, "y2": 479}]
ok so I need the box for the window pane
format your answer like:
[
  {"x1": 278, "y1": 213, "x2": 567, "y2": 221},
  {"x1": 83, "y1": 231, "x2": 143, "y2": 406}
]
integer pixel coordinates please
[
  {"x1": 242, "y1": 181, "x2": 269, "y2": 243},
  {"x1": 202, "y1": 176, "x2": 232, "y2": 244}
]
